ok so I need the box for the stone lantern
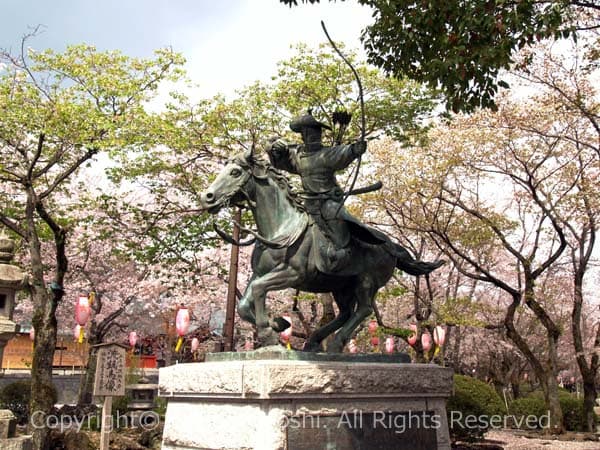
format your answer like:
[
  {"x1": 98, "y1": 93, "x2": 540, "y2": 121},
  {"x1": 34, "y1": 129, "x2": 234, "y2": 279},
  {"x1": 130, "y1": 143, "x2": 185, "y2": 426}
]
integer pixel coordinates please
[
  {"x1": 126, "y1": 376, "x2": 158, "y2": 427},
  {"x1": 0, "y1": 232, "x2": 26, "y2": 366},
  {"x1": 0, "y1": 232, "x2": 32, "y2": 449}
]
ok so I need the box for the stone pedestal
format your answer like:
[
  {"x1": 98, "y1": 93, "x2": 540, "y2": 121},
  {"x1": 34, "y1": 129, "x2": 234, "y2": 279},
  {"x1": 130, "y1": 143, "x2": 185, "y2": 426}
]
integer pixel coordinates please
[
  {"x1": 0, "y1": 235, "x2": 31, "y2": 450},
  {"x1": 159, "y1": 349, "x2": 453, "y2": 450},
  {"x1": 0, "y1": 410, "x2": 32, "y2": 450}
]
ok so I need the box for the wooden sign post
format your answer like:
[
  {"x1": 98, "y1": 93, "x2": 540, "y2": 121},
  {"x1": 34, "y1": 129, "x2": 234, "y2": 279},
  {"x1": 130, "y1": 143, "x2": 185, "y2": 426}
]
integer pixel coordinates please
[{"x1": 93, "y1": 343, "x2": 127, "y2": 450}]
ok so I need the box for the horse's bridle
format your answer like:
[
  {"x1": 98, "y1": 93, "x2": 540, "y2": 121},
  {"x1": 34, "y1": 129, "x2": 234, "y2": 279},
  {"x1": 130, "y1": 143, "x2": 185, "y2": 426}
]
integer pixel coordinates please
[{"x1": 212, "y1": 154, "x2": 287, "y2": 249}]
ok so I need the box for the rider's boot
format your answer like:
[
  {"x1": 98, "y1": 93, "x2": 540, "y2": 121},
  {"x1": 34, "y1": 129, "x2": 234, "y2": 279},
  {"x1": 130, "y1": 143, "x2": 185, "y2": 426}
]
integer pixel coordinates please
[{"x1": 326, "y1": 244, "x2": 351, "y2": 271}]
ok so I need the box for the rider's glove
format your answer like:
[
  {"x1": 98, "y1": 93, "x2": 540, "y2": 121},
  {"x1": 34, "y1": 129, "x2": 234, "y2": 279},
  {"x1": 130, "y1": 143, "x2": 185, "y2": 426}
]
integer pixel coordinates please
[
  {"x1": 352, "y1": 140, "x2": 367, "y2": 156},
  {"x1": 270, "y1": 138, "x2": 288, "y2": 153}
]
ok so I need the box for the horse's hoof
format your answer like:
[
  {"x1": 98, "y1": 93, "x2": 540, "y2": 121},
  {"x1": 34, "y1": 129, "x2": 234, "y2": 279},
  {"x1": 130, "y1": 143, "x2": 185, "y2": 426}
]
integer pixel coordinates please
[
  {"x1": 270, "y1": 316, "x2": 292, "y2": 333},
  {"x1": 257, "y1": 329, "x2": 279, "y2": 347},
  {"x1": 326, "y1": 341, "x2": 344, "y2": 353},
  {"x1": 302, "y1": 342, "x2": 323, "y2": 352}
]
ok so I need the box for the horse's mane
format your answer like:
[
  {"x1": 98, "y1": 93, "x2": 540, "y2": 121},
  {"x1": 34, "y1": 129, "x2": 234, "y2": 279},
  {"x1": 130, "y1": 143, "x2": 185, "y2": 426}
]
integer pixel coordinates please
[{"x1": 233, "y1": 152, "x2": 306, "y2": 213}]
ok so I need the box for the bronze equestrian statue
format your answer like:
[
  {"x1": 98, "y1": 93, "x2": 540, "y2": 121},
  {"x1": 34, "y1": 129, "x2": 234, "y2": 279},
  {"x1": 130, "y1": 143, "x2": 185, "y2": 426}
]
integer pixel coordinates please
[{"x1": 199, "y1": 113, "x2": 443, "y2": 351}]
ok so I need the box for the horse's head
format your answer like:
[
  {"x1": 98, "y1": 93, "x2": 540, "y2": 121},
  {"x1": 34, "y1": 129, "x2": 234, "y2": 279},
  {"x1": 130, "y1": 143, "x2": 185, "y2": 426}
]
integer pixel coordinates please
[{"x1": 199, "y1": 151, "x2": 256, "y2": 214}]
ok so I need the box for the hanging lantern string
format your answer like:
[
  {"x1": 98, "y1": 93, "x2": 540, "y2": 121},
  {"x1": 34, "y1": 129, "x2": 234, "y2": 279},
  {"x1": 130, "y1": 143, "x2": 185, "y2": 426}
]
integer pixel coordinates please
[{"x1": 175, "y1": 336, "x2": 184, "y2": 352}]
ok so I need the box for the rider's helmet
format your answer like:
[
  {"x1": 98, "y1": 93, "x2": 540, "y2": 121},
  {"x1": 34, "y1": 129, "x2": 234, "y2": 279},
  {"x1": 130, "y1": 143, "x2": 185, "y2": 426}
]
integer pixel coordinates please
[{"x1": 290, "y1": 110, "x2": 331, "y2": 152}]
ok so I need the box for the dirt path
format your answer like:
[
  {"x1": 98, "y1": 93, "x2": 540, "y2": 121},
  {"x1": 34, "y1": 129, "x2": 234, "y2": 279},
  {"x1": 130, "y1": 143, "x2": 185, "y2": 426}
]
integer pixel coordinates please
[{"x1": 485, "y1": 430, "x2": 600, "y2": 449}]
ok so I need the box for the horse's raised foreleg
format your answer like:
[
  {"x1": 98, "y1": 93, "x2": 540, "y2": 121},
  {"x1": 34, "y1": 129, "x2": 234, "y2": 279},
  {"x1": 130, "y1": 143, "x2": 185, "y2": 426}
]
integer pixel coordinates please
[
  {"x1": 304, "y1": 288, "x2": 355, "y2": 352},
  {"x1": 327, "y1": 276, "x2": 377, "y2": 353},
  {"x1": 240, "y1": 266, "x2": 300, "y2": 347}
]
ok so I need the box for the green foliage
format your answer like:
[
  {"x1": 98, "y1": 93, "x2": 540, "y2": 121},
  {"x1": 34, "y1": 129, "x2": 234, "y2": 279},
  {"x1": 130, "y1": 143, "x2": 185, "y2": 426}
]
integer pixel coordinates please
[
  {"x1": 0, "y1": 380, "x2": 58, "y2": 425},
  {"x1": 380, "y1": 326, "x2": 411, "y2": 339},
  {"x1": 509, "y1": 396, "x2": 548, "y2": 427},
  {"x1": 558, "y1": 394, "x2": 586, "y2": 432},
  {"x1": 273, "y1": 44, "x2": 437, "y2": 144},
  {"x1": 112, "y1": 395, "x2": 131, "y2": 415},
  {"x1": 82, "y1": 414, "x2": 101, "y2": 432},
  {"x1": 446, "y1": 375, "x2": 505, "y2": 442},
  {"x1": 0, "y1": 40, "x2": 186, "y2": 251},
  {"x1": 436, "y1": 297, "x2": 490, "y2": 328},
  {"x1": 280, "y1": 0, "x2": 579, "y2": 112},
  {"x1": 509, "y1": 390, "x2": 586, "y2": 431}
]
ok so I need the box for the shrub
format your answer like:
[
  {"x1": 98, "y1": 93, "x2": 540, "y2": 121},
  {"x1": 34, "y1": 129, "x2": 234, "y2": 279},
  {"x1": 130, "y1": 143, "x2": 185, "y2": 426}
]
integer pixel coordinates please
[
  {"x1": 559, "y1": 393, "x2": 585, "y2": 432},
  {"x1": 509, "y1": 395, "x2": 547, "y2": 429},
  {"x1": 0, "y1": 380, "x2": 58, "y2": 425},
  {"x1": 509, "y1": 390, "x2": 585, "y2": 431},
  {"x1": 446, "y1": 375, "x2": 506, "y2": 442}
]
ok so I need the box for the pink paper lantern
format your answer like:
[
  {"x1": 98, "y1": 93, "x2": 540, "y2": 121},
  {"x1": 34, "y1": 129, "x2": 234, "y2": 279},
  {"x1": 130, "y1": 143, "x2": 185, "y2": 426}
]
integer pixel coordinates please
[
  {"x1": 176, "y1": 307, "x2": 190, "y2": 337},
  {"x1": 421, "y1": 333, "x2": 432, "y2": 351},
  {"x1": 348, "y1": 339, "x2": 358, "y2": 353},
  {"x1": 280, "y1": 315, "x2": 293, "y2": 343},
  {"x1": 175, "y1": 306, "x2": 190, "y2": 352},
  {"x1": 370, "y1": 336, "x2": 380, "y2": 347},
  {"x1": 129, "y1": 331, "x2": 138, "y2": 348},
  {"x1": 368, "y1": 319, "x2": 378, "y2": 335},
  {"x1": 75, "y1": 295, "x2": 91, "y2": 326},
  {"x1": 29, "y1": 327, "x2": 35, "y2": 341},
  {"x1": 433, "y1": 326, "x2": 446, "y2": 346},
  {"x1": 523, "y1": 373, "x2": 528, "y2": 381},
  {"x1": 407, "y1": 323, "x2": 417, "y2": 346},
  {"x1": 244, "y1": 340, "x2": 254, "y2": 351},
  {"x1": 191, "y1": 337, "x2": 200, "y2": 352},
  {"x1": 384, "y1": 337, "x2": 395, "y2": 353}
]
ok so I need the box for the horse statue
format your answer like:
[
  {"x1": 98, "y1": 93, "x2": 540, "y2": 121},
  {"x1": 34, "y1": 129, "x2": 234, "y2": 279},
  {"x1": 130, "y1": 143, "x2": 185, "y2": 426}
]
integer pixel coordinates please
[{"x1": 199, "y1": 150, "x2": 443, "y2": 352}]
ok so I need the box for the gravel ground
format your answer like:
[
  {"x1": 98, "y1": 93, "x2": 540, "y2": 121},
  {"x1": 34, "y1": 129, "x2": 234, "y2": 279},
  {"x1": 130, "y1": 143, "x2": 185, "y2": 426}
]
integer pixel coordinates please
[{"x1": 484, "y1": 430, "x2": 600, "y2": 449}]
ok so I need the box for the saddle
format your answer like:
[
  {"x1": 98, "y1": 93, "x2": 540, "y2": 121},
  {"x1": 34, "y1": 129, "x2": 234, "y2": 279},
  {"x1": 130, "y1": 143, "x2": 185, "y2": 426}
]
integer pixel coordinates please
[{"x1": 309, "y1": 220, "x2": 389, "y2": 276}]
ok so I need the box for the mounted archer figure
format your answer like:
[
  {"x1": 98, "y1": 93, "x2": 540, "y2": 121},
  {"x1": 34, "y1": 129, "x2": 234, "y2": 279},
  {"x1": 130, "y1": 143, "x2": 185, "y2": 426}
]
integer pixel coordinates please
[{"x1": 266, "y1": 110, "x2": 384, "y2": 273}]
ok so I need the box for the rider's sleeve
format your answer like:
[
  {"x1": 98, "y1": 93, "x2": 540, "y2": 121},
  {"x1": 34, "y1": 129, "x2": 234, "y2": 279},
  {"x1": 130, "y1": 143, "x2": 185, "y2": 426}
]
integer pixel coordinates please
[{"x1": 325, "y1": 144, "x2": 360, "y2": 170}]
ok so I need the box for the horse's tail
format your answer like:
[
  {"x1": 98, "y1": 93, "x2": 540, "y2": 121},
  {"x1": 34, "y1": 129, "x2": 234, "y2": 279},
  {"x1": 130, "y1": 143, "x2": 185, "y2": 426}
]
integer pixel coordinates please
[{"x1": 390, "y1": 242, "x2": 445, "y2": 276}]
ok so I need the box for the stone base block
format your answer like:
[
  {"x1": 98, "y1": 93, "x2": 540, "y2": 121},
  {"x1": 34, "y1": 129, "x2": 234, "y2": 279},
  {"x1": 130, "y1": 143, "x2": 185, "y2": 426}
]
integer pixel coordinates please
[
  {"x1": 159, "y1": 354, "x2": 453, "y2": 450},
  {"x1": 0, "y1": 409, "x2": 17, "y2": 439},
  {"x1": 0, "y1": 435, "x2": 33, "y2": 450}
]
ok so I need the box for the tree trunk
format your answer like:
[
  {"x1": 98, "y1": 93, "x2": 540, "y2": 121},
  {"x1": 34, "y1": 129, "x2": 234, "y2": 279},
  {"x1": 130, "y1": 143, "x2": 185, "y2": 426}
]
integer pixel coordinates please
[
  {"x1": 505, "y1": 292, "x2": 564, "y2": 433},
  {"x1": 572, "y1": 260, "x2": 599, "y2": 432},
  {"x1": 26, "y1": 190, "x2": 66, "y2": 450},
  {"x1": 29, "y1": 291, "x2": 59, "y2": 450},
  {"x1": 452, "y1": 326, "x2": 462, "y2": 369},
  {"x1": 546, "y1": 327, "x2": 564, "y2": 434},
  {"x1": 77, "y1": 345, "x2": 99, "y2": 405},
  {"x1": 540, "y1": 371, "x2": 564, "y2": 434},
  {"x1": 582, "y1": 380, "x2": 597, "y2": 432}
]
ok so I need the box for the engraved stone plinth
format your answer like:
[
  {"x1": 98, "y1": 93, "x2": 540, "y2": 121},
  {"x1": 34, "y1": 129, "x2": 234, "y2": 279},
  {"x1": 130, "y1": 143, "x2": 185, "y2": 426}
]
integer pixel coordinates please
[{"x1": 160, "y1": 347, "x2": 453, "y2": 450}]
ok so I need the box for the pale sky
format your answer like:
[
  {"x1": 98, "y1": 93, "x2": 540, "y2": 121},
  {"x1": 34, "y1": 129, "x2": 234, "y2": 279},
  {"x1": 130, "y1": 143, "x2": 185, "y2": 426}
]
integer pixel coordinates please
[{"x1": 2, "y1": 0, "x2": 373, "y2": 98}]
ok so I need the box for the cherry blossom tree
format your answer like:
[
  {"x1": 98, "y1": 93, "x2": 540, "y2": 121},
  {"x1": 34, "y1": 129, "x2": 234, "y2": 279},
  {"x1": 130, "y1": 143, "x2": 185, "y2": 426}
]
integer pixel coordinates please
[
  {"x1": 0, "y1": 32, "x2": 184, "y2": 449},
  {"x1": 367, "y1": 36, "x2": 600, "y2": 429}
]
